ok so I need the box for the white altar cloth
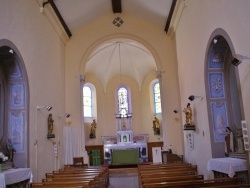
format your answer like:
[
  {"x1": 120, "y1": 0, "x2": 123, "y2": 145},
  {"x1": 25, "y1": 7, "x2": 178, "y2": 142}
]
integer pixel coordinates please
[
  {"x1": 207, "y1": 157, "x2": 247, "y2": 177},
  {"x1": 0, "y1": 168, "x2": 33, "y2": 188}
]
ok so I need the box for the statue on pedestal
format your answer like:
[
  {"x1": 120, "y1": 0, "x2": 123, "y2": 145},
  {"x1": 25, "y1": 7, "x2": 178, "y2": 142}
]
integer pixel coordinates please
[
  {"x1": 225, "y1": 127, "x2": 234, "y2": 156},
  {"x1": 152, "y1": 115, "x2": 160, "y2": 135},
  {"x1": 6, "y1": 138, "x2": 15, "y2": 163},
  {"x1": 90, "y1": 119, "x2": 97, "y2": 138},
  {"x1": 47, "y1": 114, "x2": 55, "y2": 138},
  {"x1": 183, "y1": 103, "x2": 195, "y2": 130}
]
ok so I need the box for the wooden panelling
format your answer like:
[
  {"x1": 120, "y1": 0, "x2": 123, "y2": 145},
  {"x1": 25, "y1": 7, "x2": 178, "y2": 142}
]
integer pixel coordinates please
[
  {"x1": 147, "y1": 142, "x2": 163, "y2": 162},
  {"x1": 85, "y1": 145, "x2": 104, "y2": 166}
]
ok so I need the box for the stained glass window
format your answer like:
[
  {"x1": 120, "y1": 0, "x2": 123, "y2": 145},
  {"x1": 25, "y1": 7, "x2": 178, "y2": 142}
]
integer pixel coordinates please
[
  {"x1": 154, "y1": 82, "x2": 162, "y2": 114},
  {"x1": 83, "y1": 86, "x2": 92, "y2": 117},
  {"x1": 118, "y1": 87, "x2": 129, "y2": 117}
]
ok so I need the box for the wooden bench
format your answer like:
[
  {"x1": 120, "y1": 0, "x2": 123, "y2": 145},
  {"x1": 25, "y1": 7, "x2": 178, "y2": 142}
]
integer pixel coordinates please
[
  {"x1": 34, "y1": 166, "x2": 108, "y2": 188},
  {"x1": 141, "y1": 177, "x2": 239, "y2": 188},
  {"x1": 54, "y1": 166, "x2": 108, "y2": 187},
  {"x1": 141, "y1": 174, "x2": 204, "y2": 186},
  {"x1": 30, "y1": 182, "x2": 87, "y2": 188},
  {"x1": 200, "y1": 184, "x2": 250, "y2": 188}
]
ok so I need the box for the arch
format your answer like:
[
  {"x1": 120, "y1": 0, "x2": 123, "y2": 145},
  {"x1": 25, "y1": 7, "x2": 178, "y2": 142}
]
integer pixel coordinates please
[
  {"x1": 0, "y1": 39, "x2": 29, "y2": 167},
  {"x1": 78, "y1": 35, "x2": 163, "y2": 93},
  {"x1": 205, "y1": 28, "x2": 244, "y2": 157},
  {"x1": 79, "y1": 34, "x2": 162, "y2": 73}
]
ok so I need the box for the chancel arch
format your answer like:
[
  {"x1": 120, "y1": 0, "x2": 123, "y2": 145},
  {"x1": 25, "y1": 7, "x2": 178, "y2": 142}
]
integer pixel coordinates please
[
  {"x1": 81, "y1": 37, "x2": 166, "y2": 163},
  {"x1": 205, "y1": 29, "x2": 244, "y2": 158},
  {"x1": 0, "y1": 39, "x2": 29, "y2": 168}
]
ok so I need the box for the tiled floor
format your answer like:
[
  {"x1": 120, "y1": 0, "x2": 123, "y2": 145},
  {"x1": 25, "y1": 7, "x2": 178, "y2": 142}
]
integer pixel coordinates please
[{"x1": 108, "y1": 173, "x2": 139, "y2": 188}]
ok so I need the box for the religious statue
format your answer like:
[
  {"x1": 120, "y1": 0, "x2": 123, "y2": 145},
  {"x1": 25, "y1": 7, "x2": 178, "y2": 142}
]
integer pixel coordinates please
[
  {"x1": 225, "y1": 127, "x2": 234, "y2": 156},
  {"x1": 183, "y1": 103, "x2": 192, "y2": 125},
  {"x1": 90, "y1": 119, "x2": 97, "y2": 138},
  {"x1": 6, "y1": 138, "x2": 16, "y2": 162},
  {"x1": 47, "y1": 114, "x2": 55, "y2": 138},
  {"x1": 152, "y1": 115, "x2": 160, "y2": 135},
  {"x1": 183, "y1": 103, "x2": 195, "y2": 130}
]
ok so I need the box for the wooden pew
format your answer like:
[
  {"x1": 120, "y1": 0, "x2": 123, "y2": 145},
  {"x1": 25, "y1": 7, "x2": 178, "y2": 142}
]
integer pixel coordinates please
[
  {"x1": 200, "y1": 184, "x2": 250, "y2": 188},
  {"x1": 138, "y1": 164, "x2": 197, "y2": 171},
  {"x1": 41, "y1": 181, "x2": 92, "y2": 188},
  {"x1": 30, "y1": 183, "x2": 86, "y2": 188},
  {"x1": 138, "y1": 162, "x2": 199, "y2": 187},
  {"x1": 36, "y1": 166, "x2": 108, "y2": 188},
  {"x1": 141, "y1": 175, "x2": 204, "y2": 186},
  {"x1": 54, "y1": 166, "x2": 108, "y2": 187},
  {"x1": 141, "y1": 177, "x2": 239, "y2": 188}
]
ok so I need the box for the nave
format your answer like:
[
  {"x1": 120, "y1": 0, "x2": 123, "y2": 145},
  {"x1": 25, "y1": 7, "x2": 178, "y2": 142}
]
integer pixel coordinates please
[{"x1": 29, "y1": 161, "x2": 250, "y2": 188}]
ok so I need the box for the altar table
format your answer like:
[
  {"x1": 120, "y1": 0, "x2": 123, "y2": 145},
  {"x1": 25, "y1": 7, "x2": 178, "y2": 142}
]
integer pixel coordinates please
[
  {"x1": 0, "y1": 168, "x2": 33, "y2": 188},
  {"x1": 111, "y1": 149, "x2": 140, "y2": 165},
  {"x1": 207, "y1": 157, "x2": 247, "y2": 177}
]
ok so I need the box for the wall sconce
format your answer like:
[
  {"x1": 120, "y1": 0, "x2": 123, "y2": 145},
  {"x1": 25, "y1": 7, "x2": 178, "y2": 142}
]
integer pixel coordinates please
[
  {"x1": 9, "y1": 49, "x2": 14, "y2": 54},
  {"x1": 173, "y1": 109, "x2": 179, "y2": 113},
  {"x1": 58, "y1": 113, "x2": 70, "y2": 118},
  {"x1": 231, "y1": 54, "x2": 250, "y2": 66},
  {"x1": 65, "y1": 113, "x2": 70, "y2": 118},
  {"x1": 188, "y1": 95, "x2": 203, "y2": 101},
  {"x1": 37, "y1": 105, "x2": 52, "y2": 111}
]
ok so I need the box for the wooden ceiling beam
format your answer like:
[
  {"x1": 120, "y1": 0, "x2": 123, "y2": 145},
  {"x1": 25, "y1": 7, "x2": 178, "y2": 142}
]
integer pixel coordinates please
[
  {"x1": 164, "y1": 0, "x2": 177, "y2": 33},
  {"x1": 112, "y1": 0, "x2": 122, "y2": 13},
  {"x1": 45, "y1": 0, "x2": 72, "y2": 38}
]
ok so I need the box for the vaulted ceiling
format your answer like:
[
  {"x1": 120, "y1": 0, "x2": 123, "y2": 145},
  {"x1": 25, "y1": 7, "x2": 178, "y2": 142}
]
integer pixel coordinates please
[{"x1": 39, "y1": 0, "x2": 178, "y2": 88}]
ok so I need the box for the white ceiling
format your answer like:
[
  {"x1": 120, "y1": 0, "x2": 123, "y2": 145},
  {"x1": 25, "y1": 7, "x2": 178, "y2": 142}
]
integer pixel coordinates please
[
  {"x1": 45, "y1": 0, "x2": 175, "y2": 89},
  {"x1": 85, "y1": 38, "x2": 156, "y2": 89},
  {"x1": 53, "y1": 0, "x2": 173, "y2": 32}
]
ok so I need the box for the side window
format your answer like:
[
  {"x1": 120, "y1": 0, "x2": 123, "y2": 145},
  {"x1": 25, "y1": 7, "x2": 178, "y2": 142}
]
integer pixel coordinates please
[
  {"x1": 83, "y1": 84, "x2": 96, "y2": 118},
  {"x1": 153, "y1": 82, "x2": 162, "y2": 114}
]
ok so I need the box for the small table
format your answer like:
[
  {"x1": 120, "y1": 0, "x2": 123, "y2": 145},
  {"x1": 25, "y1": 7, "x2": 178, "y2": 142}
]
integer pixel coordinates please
[
  {"x1": 207, "y1": 157, "x2": 248, "y2": 178},
  {"x1": 0, "y1": 168, "x2": 33, "y2": 188}
]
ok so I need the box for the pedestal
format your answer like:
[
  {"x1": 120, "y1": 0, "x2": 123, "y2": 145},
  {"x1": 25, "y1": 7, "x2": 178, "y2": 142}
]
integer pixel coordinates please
[
  {"x1": 47, "y1": 133, "x2": 55, "y2": 139},
  {"x1": 184, "y1": 124, "x2": 195, "y2": 130}
]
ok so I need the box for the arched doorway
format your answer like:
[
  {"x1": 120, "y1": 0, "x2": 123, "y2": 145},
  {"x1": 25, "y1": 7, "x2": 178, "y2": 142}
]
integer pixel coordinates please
[
  {"x1": 205, "y1": 30, "x2": 244, "y2": 158},
  {"x1": 0, "y1": 40, "x2": 29, "y2": 167}
]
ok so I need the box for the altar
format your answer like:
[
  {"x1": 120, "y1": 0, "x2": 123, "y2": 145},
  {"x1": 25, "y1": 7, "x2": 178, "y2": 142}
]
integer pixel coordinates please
[
  {"x1": 0, "y1": 168, "x2": 33, "y2": 188},
  {"x1": 207, "y1": 157, "x2": 248, "y2": 183},
  {"x1": 102, "y1": 112, "x2": 148, "y2": 165}
]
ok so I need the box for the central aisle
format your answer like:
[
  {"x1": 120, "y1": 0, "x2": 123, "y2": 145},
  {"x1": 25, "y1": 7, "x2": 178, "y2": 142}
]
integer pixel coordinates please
[{"x1": 108, "y1": 168, "x2": 139, "y2": 188}]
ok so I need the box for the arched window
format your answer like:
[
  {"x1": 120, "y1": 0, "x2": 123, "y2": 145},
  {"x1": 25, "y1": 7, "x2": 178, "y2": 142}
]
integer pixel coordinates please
[
  {"x1": 83, "y1": 83, "x2": 95, "y2": 118},
  {"x1": 153, "y1": 82, "x2": 162, "y2": 114},
  {"x1": 118, "y1": 87, "x2": 130, "y2": 116}
]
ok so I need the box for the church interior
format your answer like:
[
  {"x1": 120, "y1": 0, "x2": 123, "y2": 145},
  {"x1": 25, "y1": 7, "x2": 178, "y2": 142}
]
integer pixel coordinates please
[{"x1": 1, "y1": 0, "x2": 250, "y2": 187}]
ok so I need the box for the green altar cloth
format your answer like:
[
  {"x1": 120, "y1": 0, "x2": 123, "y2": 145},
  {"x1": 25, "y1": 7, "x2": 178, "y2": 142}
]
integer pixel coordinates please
[{"x1": 111, "y1": 149, "x2": 140, "y2": 165}]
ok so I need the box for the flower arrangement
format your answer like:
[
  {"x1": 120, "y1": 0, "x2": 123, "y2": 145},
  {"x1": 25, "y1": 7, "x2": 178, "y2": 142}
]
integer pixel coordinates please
[{"x1": 0, "y1": 152, "x2": 8, "y2": 164}]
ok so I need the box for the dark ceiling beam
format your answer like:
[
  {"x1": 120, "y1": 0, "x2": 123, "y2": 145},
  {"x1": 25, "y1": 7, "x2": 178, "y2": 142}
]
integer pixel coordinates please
[
  {"x1": 44, "y1": 0, "x2": 72, "y2": 38},
  {"x1": 164, "y1": 0, "x2": 177, "y2": 33},
  {"x1": 112, "y1": 0, "x2": 122, "y2": 13}
]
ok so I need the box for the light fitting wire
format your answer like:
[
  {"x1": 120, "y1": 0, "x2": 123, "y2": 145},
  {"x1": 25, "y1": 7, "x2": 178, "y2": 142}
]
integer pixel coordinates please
[{"x1": 119, "y1": 42, "x2": 122, "y2": 85}]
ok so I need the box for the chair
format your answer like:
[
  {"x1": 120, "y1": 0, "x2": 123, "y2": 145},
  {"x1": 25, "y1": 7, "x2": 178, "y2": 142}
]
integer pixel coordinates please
[{"x1": 73, "y1": 157, "x2": 84, "y2": 167}]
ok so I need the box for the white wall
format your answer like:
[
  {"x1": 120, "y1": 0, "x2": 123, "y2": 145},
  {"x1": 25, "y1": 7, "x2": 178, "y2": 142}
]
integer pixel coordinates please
[
  {"x1": 175, "y1": 0, "x2": 250, "y2": 178},
  {"x1": 0, "y1": 0, "x2": 67, "y2": 182}
]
